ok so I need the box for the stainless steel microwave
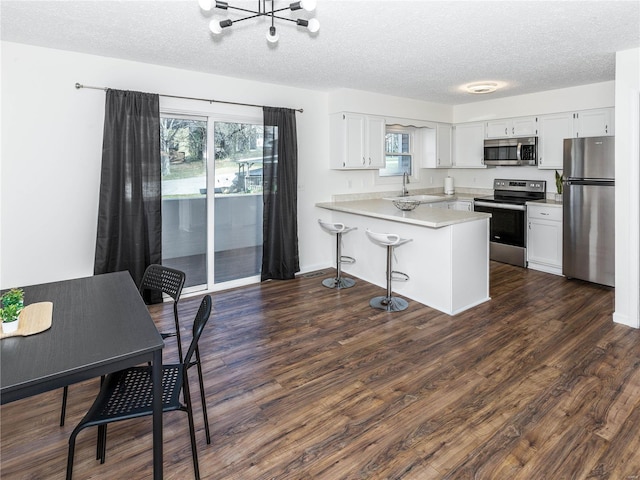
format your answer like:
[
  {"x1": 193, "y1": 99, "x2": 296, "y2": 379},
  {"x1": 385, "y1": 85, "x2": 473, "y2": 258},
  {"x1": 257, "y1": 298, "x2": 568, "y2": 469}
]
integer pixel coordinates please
[{"x1": 483, "y1": 137, "x2": 538, "y2": 166}]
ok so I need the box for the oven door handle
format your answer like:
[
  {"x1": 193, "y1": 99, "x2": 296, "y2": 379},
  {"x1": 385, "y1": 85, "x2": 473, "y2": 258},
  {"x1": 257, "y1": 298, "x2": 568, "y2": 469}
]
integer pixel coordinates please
[{"x1": 474, "y1": 201, "x2": 527, "y2": 211}]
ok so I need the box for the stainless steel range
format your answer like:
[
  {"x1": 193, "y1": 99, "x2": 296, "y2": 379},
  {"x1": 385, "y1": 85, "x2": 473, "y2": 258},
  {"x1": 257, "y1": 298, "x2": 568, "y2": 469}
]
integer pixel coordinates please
[{"x1": 473, "y1": 179, "x2": 546, "y2": 267}]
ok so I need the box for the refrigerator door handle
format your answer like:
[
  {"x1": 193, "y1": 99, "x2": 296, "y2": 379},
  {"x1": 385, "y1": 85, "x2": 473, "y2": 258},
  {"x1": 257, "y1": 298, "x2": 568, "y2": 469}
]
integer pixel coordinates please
[{"x1": 566, "y1": 179, "x2": 615, "y2": 186}]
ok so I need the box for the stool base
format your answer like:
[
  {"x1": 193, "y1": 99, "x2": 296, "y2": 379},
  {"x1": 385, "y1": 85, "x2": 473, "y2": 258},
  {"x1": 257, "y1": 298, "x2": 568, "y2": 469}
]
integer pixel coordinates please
[
  {"x1": 370, "y1": 296, "x2": 409, "y2": 312},
  {"x1": 322, "y1": 277, "x2": 356, "y2": 289}
]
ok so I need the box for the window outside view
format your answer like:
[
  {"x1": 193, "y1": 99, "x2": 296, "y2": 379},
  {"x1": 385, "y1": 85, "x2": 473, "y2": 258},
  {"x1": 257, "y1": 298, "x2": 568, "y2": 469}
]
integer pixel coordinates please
[
  {"x1": 380, "y1": 130, "x2": 412, "y2": 177},
  {"x1": 213, "y1": 123, "x2": 264, "y2": 195}
]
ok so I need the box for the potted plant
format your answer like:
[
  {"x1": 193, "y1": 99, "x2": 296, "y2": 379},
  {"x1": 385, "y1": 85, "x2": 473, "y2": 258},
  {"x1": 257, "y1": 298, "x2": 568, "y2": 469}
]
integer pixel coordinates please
[
  {"x1": 555, "y1": 170, "x2": 564, "y2": 202},
  {"x1": 1, "y1": 288, "x2": 24, "y2": 334}
]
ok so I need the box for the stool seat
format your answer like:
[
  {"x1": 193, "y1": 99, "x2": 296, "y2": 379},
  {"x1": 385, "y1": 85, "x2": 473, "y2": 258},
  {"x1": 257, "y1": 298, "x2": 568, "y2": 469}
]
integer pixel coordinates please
[
  {"x1": 318, "y1": 219, "x2": 357, "y2": 289},
  {"x1": 366, "y1": 229, "x2": 412, "y2": 312}
]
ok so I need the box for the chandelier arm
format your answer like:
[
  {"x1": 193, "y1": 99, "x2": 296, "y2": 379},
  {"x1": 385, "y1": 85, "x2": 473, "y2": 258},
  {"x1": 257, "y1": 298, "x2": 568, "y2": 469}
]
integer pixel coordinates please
[
  {"x1": 223, "y1": 5, "x2": 295, "y2": 15},
  {"x1": 226, "y1": 13, "x2": 262, "y2": 24},
  {"x1": 269, "y1": 15, "x2": 301, "y2": 23},
  {"x1": 223, "y1": 5, "x2": 262, "y2": 15}
]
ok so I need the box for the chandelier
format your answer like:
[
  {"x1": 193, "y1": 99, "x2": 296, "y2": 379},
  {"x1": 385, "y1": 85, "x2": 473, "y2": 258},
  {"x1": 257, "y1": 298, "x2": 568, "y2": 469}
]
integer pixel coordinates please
[{"x1": 199, "y1": 0, "x2": 319, "y2": 43}]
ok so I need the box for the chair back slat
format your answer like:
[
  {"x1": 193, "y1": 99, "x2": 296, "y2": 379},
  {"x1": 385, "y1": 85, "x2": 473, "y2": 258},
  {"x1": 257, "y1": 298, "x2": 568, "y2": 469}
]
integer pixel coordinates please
[
  {"x1": 183, "y1": 295, "x2": 212, "y2": 369},
  {"x1": 139, "y1": 264, "x2": 185, "y2": 302}
]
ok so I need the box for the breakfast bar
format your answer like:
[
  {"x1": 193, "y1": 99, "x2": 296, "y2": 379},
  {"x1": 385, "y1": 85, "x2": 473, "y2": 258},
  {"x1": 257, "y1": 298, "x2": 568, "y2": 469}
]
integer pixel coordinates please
[{"x1": 316, "y1": 199, "x2": 491, "y2": 315}]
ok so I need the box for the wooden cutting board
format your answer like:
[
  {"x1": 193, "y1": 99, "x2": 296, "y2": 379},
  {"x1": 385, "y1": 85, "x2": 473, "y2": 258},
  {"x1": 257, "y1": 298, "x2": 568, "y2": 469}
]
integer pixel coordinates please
[{"x1": 0, "y1": 302, "x2": 53, "y2": 339}]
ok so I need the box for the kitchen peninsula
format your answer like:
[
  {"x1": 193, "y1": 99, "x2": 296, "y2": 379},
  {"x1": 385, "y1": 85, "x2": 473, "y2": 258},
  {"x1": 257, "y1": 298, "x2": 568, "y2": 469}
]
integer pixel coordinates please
[{"x1": 316, "y1": 198, "x2": 491, "y2": 315}]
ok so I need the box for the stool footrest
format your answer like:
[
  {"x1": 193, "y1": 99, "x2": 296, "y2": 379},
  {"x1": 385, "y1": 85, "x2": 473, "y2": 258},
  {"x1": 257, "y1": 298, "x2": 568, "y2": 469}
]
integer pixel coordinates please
[
  {"x1": 339, "y1": 255, "x2": 355, "y2": 265},
  {"x1": 391, "y1": 271, "x2": 409, "y2": 282}
]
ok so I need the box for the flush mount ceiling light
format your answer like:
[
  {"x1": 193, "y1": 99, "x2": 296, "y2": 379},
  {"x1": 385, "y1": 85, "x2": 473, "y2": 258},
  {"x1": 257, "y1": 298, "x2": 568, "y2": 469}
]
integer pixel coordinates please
[
  {"x1": 465, "y1": 82, "x2": 499, "y2": 94},
  {"x1": 199, "y1": 0, "x2": 319, "y2": 44}
]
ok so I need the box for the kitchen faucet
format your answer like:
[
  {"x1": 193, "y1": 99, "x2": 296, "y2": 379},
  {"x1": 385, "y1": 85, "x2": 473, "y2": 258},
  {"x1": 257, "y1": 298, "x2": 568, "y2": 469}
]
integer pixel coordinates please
[{"x1": 402, "y1": 172, "x2": 410, "y2": 196}]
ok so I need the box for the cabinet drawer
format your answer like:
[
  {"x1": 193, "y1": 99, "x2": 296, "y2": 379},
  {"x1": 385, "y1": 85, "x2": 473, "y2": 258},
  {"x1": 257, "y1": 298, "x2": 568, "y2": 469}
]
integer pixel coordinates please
[{"x1": 528, "y1": 205, "x2": 562, "y2": 222}]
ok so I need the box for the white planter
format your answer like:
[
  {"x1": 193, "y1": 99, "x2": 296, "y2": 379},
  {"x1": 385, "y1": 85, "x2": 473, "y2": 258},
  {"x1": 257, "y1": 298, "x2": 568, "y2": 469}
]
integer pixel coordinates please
[{"x1": 2, "y1": 319, "x2": 20, "y2": 334}]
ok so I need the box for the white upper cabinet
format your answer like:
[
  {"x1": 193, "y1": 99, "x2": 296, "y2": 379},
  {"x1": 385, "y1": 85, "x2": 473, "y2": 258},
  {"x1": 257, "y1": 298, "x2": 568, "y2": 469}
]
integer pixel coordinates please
[
  {"x1": 537, "y1": 108, "x2": 614, "y2": 170},
  {"x1": 537, "y1": 113, "x2": 574, "y2": 170},
  {"x1": 421, "y1": 124, "x2": 452, "y2": 168},
  {"x1": 485, "y1": 116, "x2": 538, "y2": 138},
  {"x1": 452, "y1": 122, "x2": 486, "y2": 168},
  {"x1": 330, "y1": 113, "x2": 386, "y2": 169},
  {"x1": 573, "y1": 108, "x2": 614, "y2": 137}
]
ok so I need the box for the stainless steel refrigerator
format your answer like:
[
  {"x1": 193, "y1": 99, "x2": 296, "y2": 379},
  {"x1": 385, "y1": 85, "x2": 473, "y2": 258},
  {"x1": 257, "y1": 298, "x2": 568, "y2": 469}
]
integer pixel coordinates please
[{"x1": 563, "y1": 136, "x2": 615, "y2": 287}]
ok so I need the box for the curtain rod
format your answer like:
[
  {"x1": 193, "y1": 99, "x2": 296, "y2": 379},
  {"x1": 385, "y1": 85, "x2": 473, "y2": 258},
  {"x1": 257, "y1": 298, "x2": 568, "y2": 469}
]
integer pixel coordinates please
[{"x1": 74, "y1": 83, "x2": 303, "y2": 113}]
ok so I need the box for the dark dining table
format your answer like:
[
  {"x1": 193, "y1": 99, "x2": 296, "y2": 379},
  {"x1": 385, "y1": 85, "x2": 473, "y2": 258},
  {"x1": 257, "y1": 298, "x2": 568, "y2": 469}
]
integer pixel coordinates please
[{"x1": 0, "y1": 271, "x2": 165, "y2": 479}]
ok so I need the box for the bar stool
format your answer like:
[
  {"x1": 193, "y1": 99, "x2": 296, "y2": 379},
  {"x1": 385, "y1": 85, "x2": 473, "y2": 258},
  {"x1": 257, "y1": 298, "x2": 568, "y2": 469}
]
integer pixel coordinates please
[
  {"x1": 366, "y1": 229, "x2": 413, "y2": 312},
  {"x1": 318, "y1": 219, "x2": 357, "y2": 289}
]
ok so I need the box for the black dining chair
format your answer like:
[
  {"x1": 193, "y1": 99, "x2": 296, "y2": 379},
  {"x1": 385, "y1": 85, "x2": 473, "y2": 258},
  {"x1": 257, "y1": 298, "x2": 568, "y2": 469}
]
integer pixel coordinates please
[
  {"x1": 61, "y1": 265, "x2": 200, "y2": 431},
  {"x1": 66, "y1": 295, "x2": 213, "y2": 480},
  {"x1": 137, "y1": 264, "x2": 211, "y2": 444},
  {"x1": 138, "y1": 264, "x2": 186, "y2": 362}
]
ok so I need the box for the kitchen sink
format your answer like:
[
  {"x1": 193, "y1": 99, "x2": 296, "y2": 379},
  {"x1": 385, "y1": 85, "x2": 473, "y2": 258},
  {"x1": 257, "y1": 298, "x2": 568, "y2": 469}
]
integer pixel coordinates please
[{"x1": 383, "y1": 194, "x2": 444, "y2": 204}]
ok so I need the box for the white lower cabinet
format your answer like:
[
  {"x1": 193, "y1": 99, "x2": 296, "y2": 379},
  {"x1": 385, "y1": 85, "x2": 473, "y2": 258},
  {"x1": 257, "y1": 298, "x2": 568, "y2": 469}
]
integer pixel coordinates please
[
  {"x1": 428, "y1": 200, "x2": 473, "y2": 211},
  {"x1": 449, "y1": 200, "x2": 472, "y2": 211},
  {"x1": 527, "y1": 204, "x2": 563, "y2": 275}
]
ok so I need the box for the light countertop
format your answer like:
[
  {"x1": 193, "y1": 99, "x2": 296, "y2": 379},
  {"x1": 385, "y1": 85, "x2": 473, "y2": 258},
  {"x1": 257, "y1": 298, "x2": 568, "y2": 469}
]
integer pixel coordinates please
[{"x1": 316, "y1": 199, "x2": 490, "y2": 229}]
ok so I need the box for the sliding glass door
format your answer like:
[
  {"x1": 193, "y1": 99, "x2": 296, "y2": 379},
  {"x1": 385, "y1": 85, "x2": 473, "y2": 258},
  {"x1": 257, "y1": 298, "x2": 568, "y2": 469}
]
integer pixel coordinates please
[
  {"x1": 160, "y1": 115, "x2": 208, "y2": 288},
  {"x1": 213, "y1": 121, "x2": 263, "y2": 283},
  {"x1": 160, "y1": 113, "x2": 263, "y2": 290}
]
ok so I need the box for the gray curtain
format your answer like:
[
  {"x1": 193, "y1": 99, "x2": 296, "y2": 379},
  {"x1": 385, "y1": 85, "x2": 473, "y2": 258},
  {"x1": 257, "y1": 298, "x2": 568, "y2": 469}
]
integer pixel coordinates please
[
  {"x1": 261, "y1": 107, "x2": 300, "y2": 281},
  {"x1": 94, "y1": 89, "x2": 162, "y2": 292}
]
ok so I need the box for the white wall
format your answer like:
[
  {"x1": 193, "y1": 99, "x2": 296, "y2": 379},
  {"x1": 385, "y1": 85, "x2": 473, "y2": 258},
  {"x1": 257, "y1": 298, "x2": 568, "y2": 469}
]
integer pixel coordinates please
[
  {"x1": 0, "y1": 41, "x2": 334, "y2": 287},
  {"x1": 613, "y1": 48, "x2": 640, "y2": 328},
  {"x1": 453, "y1": 81, "x2": 615, "y2": 122}
]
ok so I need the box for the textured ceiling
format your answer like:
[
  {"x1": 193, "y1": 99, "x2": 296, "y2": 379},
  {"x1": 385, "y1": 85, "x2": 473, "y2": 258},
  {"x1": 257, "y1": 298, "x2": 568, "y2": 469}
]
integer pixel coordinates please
[{"x1": 2, "y1": 0, "x2": 639, "y2": 104}]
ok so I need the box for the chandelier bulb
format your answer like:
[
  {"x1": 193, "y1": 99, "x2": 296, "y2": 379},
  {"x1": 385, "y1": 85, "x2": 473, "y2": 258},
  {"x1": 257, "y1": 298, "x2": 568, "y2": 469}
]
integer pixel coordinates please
[
  {"x1": 300, "y1": 0, "x2": 316, "y2": 12},
  {"x1": 209, "y1": 19, "x2": 223, "y2": 34},
  {"x1": 307, "y1": 18, "x2": 320, "y2": 33},
  {"x1": 198, "y1": 0, "x2": 213, "y2": 11},
  {"x1": 266, "y1": 26, "x2": 279, "y2": 43}
]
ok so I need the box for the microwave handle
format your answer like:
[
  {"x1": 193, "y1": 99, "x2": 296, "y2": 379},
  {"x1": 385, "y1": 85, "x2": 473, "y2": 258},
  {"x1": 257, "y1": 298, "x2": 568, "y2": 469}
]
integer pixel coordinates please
[{"x1": 516, "y1": 143, "x2": 522, "y2": 162}]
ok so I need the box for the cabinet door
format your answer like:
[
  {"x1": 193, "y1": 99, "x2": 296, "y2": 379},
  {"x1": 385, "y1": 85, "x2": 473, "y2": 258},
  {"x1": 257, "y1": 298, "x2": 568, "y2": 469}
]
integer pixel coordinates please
[
  {"x1": 512, "y1": 116, "x2": 538, "y2": 136},
  {"x1": 344, "y1": 113, "x2": 366, "y2": 168},
  {"x1": 527, "y1": 218, "x2": 562, "y2": 268},
  {"x1": 487, "y1": 117, "x2": 537, "y2": 138},
  {"x1": 538, "y1": 113, "x2": 573, "y2": 170},
  {"x1": 366, "y1": 115, "x2": 386, "y2": 168},
  {"x1": 574, "y1": 108, "x2": 613, "y2": 137},
  {"x1": 429, "y1": 201, "x2": 449, "y2": 209},
  {"x1": 420, "y1": 124, "x2": 451, "y2": 169},
  {"x1": 527, "y1": 205, "x2": 563, "y2": 274},
  {"x1": 453, "y1": 123, "x2": 485, "y2": 168},
  {"x1": 436, "y1": 124, "x2": 452, "y2": 167},
  {"x1": 485, "y1": 120, "x2": 510, "y2": 138},
  {"x1": 450, "y1": 200, "x2": 472, "y2": 211}
]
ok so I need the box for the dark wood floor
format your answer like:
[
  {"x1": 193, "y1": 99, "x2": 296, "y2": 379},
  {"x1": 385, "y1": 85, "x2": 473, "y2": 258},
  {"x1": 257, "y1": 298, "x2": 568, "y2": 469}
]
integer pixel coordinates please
[{"x1": 3, "y1": 262, "x2": 639, "y2": 479}]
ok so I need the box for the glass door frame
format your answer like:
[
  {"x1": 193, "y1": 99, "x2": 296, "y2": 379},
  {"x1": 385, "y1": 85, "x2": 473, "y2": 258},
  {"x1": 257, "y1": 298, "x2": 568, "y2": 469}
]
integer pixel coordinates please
[{"x1": 160, "y1": 107, "x2": 264, "y2": 295}]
